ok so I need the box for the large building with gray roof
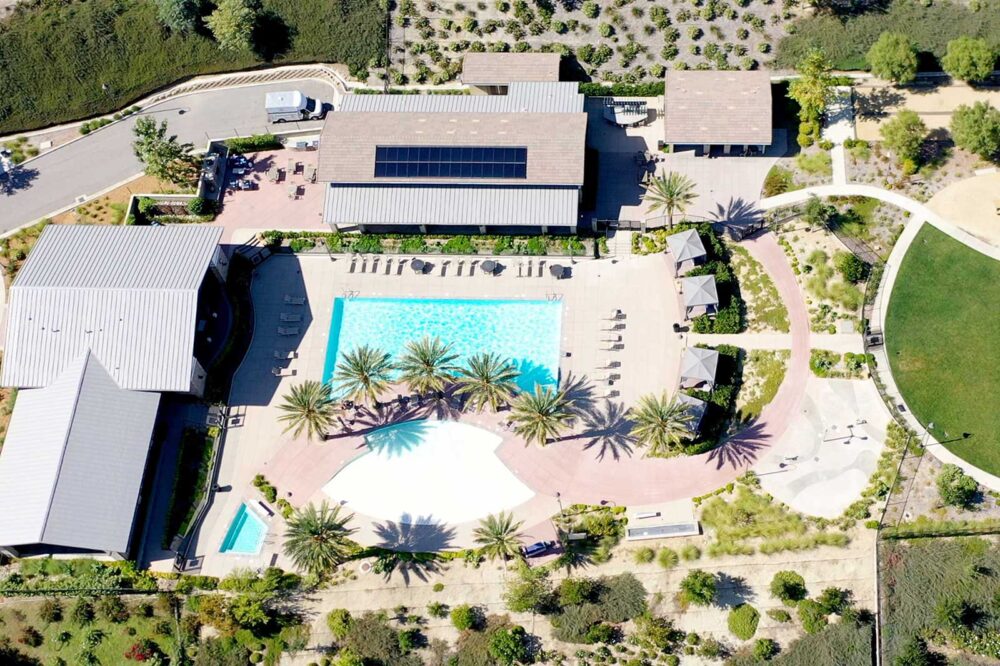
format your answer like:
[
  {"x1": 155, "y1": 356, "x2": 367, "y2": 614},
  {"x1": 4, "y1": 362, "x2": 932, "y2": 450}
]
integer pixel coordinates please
[
  {"x1": 319, "y1": 76, "x2": 588, "y2": 234},
  {"x1": 0, "y1": 225, "x2": 225, "y2": 559}
]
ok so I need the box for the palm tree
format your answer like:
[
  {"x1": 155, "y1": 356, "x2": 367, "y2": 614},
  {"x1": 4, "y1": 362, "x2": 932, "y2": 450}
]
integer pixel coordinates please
[
  {"x1": 473, "y1": 512, "x2": 525, "y2": 569},
  {"x1": 396, "y1": 336, "x2": 460, "y2": 396},
  {"x1": 643, "y1": 171, "x2": 697, "y2": 229},
  {"x1": 283, "y1": 501, "x2": 357, "y2": 577},
  {"x1": 276, "y1": 380, "x2": 338, "y2": 441},
  {"x1": 511, "y1": 384, "x2": 573, "y2": 447},
  {"x1": 333, "y1": 345, "x2": 394, "y2": 406},
  {"x1": 453, "y1": 352, "x2": 519, "y2": 412},
  {"x1": 629, "y1": 392, "x2": 695, "y2": 458}
]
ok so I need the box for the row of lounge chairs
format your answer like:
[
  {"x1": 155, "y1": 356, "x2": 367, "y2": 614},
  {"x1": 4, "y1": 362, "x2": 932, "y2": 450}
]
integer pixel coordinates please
[
  {"x1": 274, "y1": 293, "x2": 306, "y2": 376},
  {"x1": 596, "y1": 309, "x2": 627, "y2": 399}
]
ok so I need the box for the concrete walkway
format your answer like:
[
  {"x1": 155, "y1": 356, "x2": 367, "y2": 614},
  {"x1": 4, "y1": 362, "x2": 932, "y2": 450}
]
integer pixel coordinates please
[
  {"x1": 761, "y1": 181, "x2": 1000, "y2": 492},
  {"x1": 823, "y1": 86, "x2": 855, "y2": 188}
]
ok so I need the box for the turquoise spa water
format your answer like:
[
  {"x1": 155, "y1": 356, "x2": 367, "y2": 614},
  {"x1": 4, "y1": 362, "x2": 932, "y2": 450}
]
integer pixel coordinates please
[
  {"x1": 322, "y1": 297, "x2": 563, "y2": 392},
  {"x1": 219, "y1": 503, "x2": 267, "y2": 555}
]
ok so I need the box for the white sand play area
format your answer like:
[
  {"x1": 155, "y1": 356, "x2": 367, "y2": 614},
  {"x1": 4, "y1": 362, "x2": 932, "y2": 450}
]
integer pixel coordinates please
[{"x1": 322, "y1": 419, "x2": 535, "y2": 525}]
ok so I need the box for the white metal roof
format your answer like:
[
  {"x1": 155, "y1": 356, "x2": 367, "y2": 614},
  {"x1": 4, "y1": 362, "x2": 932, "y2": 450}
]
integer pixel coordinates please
[
  {"x1": 680, "y1": 347, "x2": 719, "y2": 383},
  {"x1": 324, "y1": 184, "x2": 579, "y2": 228},
  {"x1": 0, "y1": 350, "x2": 160, "y2": 553},
  {"x1": 2, "y1": 225, "x2": 222, "y2": 392},
  {"x1": 666, "y1": 229, "x2": 707, "y2": 263},
  {"x1": 339, "y1": 82, "x2": 583, "y2": 114},
  {"x1": 680, "y1": 275, "x2": 720, "y2": 307}
]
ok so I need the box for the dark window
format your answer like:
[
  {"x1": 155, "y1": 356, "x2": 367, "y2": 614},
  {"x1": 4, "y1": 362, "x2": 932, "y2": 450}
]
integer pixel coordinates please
[{"x1": 372, "y1": 145, "x2": 528, "y2": 179}]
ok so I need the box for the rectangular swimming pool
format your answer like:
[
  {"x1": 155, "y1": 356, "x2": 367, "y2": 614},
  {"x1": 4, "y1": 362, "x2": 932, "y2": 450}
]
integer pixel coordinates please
[
  {"x1": 323, "y1": 297, "x2": 562, "y2": 392},
  {"x1": 219, "y1": 503, "x2": 267, "y2": 555}
]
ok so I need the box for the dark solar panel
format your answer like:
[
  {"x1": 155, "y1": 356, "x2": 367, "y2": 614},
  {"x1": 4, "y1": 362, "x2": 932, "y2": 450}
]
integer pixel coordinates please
[{"x1": 374, "y1": 145, "x2": 528, "y2": 179}]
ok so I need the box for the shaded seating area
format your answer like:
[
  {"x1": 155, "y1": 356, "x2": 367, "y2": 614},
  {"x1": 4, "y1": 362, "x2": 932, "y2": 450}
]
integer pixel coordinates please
[
  {"x1": 677, "y1": 393, "x2": 708, "y2": 433},
  {"x1": 679, "y1": 274, "x2": 719, "y2": 320},
  {"x1": 665, "y1": 229, "x2": 707, "y2": 274},
  {"x1": 680, "y1": 347, "x2": 719, "y2": 390},
  {"x1": 603, "y1": 99, "x2": 649, "y2": 127}
]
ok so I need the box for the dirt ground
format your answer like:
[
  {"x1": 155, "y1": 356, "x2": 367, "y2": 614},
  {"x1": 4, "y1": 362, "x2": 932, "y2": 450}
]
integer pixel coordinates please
[
  {"x1": 290, "y1": 530, "x2": 877, "y2": 664},
  {"x1": 925, "y1": 172, "x2": 1000, "y2": 247},
  {"x1": 50, "y1": 174, "x2": 174, "y2": 225},
  {"x1": 855, "y1": 79, "x2": 1000, "y2": 141}
]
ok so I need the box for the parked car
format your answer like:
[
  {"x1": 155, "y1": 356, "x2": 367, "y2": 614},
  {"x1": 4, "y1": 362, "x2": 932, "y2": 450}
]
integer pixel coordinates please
[{"x1": 522, "y1": 541, "x2": 554, "y2": 558}]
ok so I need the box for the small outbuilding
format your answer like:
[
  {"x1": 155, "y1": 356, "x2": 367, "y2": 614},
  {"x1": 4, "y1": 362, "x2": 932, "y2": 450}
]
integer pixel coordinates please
[
  {"x1": 679, "y1": 274, "x2": 719, "y2": 320},
  {"x1": 680, "y1": 347, "x2": 719, "y2": 390},
  {"x1": 460, "y1": 52, "x2": 562, "y2": 94},
  {"x1": 665, "y1": 229, "x2": 707, "y2": 273}
]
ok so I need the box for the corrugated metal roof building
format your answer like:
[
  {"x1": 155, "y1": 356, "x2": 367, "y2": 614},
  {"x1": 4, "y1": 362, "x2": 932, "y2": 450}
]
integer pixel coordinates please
[
  {"x1": 320, "y1": 82, "x2": 588, "y2": 233},
  {"x1": 0, "y1": 350, "x2": 161, "y2": 557},
  {"x1": 2, "y1": 225, "x2": 224, "y2": 393}
]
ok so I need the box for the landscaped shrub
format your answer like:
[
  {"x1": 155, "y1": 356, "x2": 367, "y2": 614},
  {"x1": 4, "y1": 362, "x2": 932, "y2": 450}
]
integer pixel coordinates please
[
  {"x1": 727, "y1": 604, "x2": 760, "y2": 640},
  {"x1": 770, "y1": 571, "x2": 807, "y2": 604},
  {"x1": 40, "y1": 598, "x2": 63, "y2": 623},
  {"x1": 71, "y1": 598, "x2": 95, "y2": 625},
  {"x1": 450, "y1": 604, "x2": 481, "y2": 631},
  {"x1": 657, "y1": 548, "x2": 679, "y2": 569},
  {"x1": 551, "y1": 604, "x2": 601, "y2": 643},
  {"x1": 816, "y1": 587, "x2": 852, "y2": 615},
  {"x1": 17, "y1": 626, "x2": 43, "y2": 647},
  {"x1": 936, "y1": 464, "x2": 978, "y2": 508},
  {"x1": 763, "y1": 166, "x2": 795, "y2": 197},
  {"x1": 559, "y1": 578, "x2": 599, "y2": 606},
  {"x1": 97, "y1": 595, "x2": 130, "y2": 623},
  {"x1": 797, "y1": 599, "x2": 828, "y2": 634},
  {"x1": 595, "y1": 573, "x2": 647, "y2": 622},
  {"x1": 679, "y1": 570, "x2": 716, "y2": 607},
  {"x1": 187, "y1": 197, "x2": 218, "y2": 217},
  {"x1": 680, "y1": 545, "x2": 701, "y2": 561},
  {"x1": 633, "y1": 547, "x2": 655, "y2": 564},
  {"x1": 586, "y1": 622, "x2": 616, "y2": 644},
  {"x1": 327, "y1": 609, "x2": 353, "y2": 640},
  {"x1": 224, "y1": 134, "x2": 283, "y2": 153},
  {"x1": 767, "y1": 608, "x2": 792, "y2": 623}
]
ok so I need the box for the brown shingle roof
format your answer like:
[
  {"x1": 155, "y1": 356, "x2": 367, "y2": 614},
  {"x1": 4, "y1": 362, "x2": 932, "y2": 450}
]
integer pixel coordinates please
[
  {"x1": 318, "y1": 111, "x2": 587, "y2": 186},
  {"x1": 461, "y1": 53, "x2": 562, "y2": 85},
  {"x1": 664, "y1": 70, "x2": 773, "y2": 146}
]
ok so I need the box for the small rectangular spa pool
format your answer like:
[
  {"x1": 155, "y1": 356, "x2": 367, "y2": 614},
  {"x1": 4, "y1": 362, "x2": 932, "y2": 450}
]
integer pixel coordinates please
[
  {"x1": 322, "y1": 297, "x2": 563, "y2": 392},
  {"x1": 219, "y1": 503, "x2": 267, "y2": 555}
]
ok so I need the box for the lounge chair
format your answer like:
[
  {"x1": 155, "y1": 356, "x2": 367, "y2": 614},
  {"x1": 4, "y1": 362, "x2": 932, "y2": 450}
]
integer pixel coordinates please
[
  {"x1": 456, "y1": 260, "x2": 465, "y2": 276},
  {"x1": 526, "y1": 260, "x2": 533, "y2": 278},
  {"x1": 440, "y1": 260, "x2": 450, "y2": 276},
  {"x1": 280, "y1": 313, "x2": 302, "y2": 322},
  {"x1": 306, "y1": 165, "x2": 317, "y2": 183},
  {"x1": 385, "y1": 257, "x2": 393, "y2": 275},
  {"x1": 349, "y1": 257, "x2": 358, "y2": 274},
  {"x1": 469, "y1": 259, "x2": 478, "y2": 276},
  {"x1": 537, "y1": 260, "x2": 546, "y2": 277},
  {"x1": 284, "y1": 295, "x2": 305, "y2": 305},
  {"x1": 272, "y1": 367, "x2": 296, "y2": 377},
  {"x1": 274, "y1": 350, "x2": 298, "y2": 359},
  {"x1": 277, "y1": 326, "x2": 299, "y2": 336}
]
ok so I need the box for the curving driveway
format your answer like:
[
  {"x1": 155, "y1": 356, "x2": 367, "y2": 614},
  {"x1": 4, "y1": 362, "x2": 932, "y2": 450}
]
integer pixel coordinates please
[{"x1": 0, "y1": 79, "x2": 337, "y2": 233}]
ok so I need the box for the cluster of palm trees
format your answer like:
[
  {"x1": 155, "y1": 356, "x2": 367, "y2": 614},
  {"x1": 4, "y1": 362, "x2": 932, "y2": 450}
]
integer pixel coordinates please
[
  {"x1": 277, "y1": 335, "x2": 579, "y2": 447},
  {"x1": 277, "y1": 335, "x2": 698, "y2": 458}
]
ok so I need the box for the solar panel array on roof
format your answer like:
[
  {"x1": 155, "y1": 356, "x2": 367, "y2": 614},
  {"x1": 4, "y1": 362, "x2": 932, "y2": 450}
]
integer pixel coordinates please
[{"x1": 374, "y1": 146, "x2": 528, "y2": 179}]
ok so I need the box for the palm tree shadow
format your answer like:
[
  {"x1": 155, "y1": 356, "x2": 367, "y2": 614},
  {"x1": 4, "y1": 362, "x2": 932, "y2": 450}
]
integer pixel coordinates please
[
  {"x1": 562, "y1": 371, "x2": 596, "y2": 415},
  {"x1": 705, "y1": 420, "x2": 770, "y2": 470},
  {"x1": 372, "y1": 516, "x2": 456, "y2": 585},
  {"x1": 577, "y1": 400, "x2": 636, "y2": 461}
]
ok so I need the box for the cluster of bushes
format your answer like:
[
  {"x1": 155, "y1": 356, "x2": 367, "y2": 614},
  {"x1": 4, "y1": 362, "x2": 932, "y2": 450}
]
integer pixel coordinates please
[
  {"x1": 252, "y1": 473, "x2": 278, "y2": 504},
  {"x1": 556, "y1": 504, "x2": 628, "y2": 565},
  {"x1": 131, "y1": 196, "x2": 217, "y2": 225},
  {"x1": 224, "y1": 134, "x2": 284, "y2": 154},
  {"x1": 809, "y1": 349, "x2": 874, "y2": 379},
  {"x1": 0, "y1": 559, "x2": 159, "y2": 594},
  {"x1": 325, "y1": 607, "x2": 428, "y2": 665},
  {"x1": 261, "y1": 229, "x2": 598, "y2": 257},
  {"x1": 79, "y1": 106, "x2": 141, "y2": 135}
]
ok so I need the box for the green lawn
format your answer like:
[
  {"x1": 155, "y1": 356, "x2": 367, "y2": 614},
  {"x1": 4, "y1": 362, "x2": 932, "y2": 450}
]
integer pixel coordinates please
[{"x1": 885, "y1": 224, "x2": 1000, "y2": 474}]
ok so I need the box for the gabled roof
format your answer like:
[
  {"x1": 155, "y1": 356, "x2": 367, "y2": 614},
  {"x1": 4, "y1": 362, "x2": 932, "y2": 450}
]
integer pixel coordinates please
[
  {"x1": 461, "y1": 53, "x2": 562, "y2": 85},
  {"x1": 2, "y1": 225, "x2": 222, "y2": 392},
  {"x1": 664, "y1": 70, "x2": 773, "y2": 146},
  {"x1": 681, "y1": 347, "x2": 719, "y2": 383},
  {"x1": 0, "y1": 350, "x2": 160, "y2": 553},
  {"x1": 680, "y1": 275, "x2": 720, "y2": 307},
  {"x1": 666, "y1": 229, "x2": 707, "y2": 263}
]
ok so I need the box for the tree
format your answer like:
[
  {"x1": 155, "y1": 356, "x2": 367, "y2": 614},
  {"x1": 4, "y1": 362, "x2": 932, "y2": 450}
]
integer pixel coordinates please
[
  {"x1": 942, "y1": 37, "x2": 995, "y2": 83},
  {"x1": 206, "y1": 0, "x2": 259, "y2": 52},
  {"x1": 788, "y1": 49, "x2": 834, "y2": 142},
  {"x1": 503, "y1": 562, "x2": 553, "y2": 613},
  {"x1": 936, "y1": 463, "x2": 978, "y2": 508},
  {"x1": 396, "y1": 336, "x2": 460, "y2": 396},
  {"x1": 132, "y1": 117, "x2": 197, "y2": 186},
  {"x1": 835, "y1": 251, "x2": 867, "y2": 283},
  {"x1": 453, "y1": 352, "x2": 519, "y2": 412},
  {"x1": 333, "y1": 345, "x2": 394, "y2": 406},
  {"x1": 866, "y1": 32, "x2": 918, "y2": 84},
  {"x1": 155, "y1": 0, "x2": 200, "y2": 33},
  {"x1": 283, "y1": 501, "x2": 357, "y2": 576},
  {"x1": 629, "y1": 393, "x2": 694, "y2": 458},
  {"x1": 801, "y1": 196, "x2": 836, "y2": 228},
  {"x1": 880, "y1": 109, "x2": 926, "y2": 165},
  {"x1": 679, "y1": 570, "x2": 716, "y2": 606},
  {"x1": 950, "y1": 101, "x2": 1000, "y2": 160},
  {"x1": 473, "y1": 512, "x2": 525, "y2": 568},
  {"x1": 487, "y1": 626, "x2": 529, "y2": 666},
  {"x1": 510, "y1": 384, "x2": 573, "y2": 447},
  {"x1": 643, "y1": 172, "x2": 697, "y2": 228},
  {"x1": 769, "y1": 571, "x2": 807, "y2": 604},
  {"x1": 277, "y1": 381, "x2": 338, "y2": 441}
]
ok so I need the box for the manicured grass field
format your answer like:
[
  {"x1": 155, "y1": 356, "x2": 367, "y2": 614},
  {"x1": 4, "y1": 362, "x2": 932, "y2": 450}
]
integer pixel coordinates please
[{"x1": 885, "y1": 224, "x2": 1000, "y2": 474}]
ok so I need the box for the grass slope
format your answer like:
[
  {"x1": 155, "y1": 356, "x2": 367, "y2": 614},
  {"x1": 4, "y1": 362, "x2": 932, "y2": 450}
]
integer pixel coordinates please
[
  {"x1": 0, "y1": 0, "x2": 385, "y2": 134},
  {"x1": 885, "y1": 224, "x2": 1000, "y2": 474}
]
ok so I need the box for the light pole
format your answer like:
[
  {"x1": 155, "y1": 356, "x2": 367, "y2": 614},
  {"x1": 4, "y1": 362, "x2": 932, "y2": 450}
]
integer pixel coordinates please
[{"x1": 555, "y1": 491, "x2": 565, "y2": 549}]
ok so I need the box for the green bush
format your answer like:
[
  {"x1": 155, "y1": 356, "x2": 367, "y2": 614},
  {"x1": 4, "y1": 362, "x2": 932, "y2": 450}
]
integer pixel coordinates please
[
  {"x1": 936, "y1": 463, "x2": 978, "y2": 508},
  {"x1": 834, "y1": 252, "x2": 866, "y2": 283},
  {"x1": 681, "y1": 545, "x2": 701, "y2": 561},
  {"x1": 679, "y1": 570, "x2": 716, "y2": 607},
  {"x1": 586, "y1": 622, "x2": 616, "y2": 644},
  {"x1": 39, "y1": 598, "x2": 63, "y2": 623},
  {"x1": 797, "y1": 599, "x2": 828, "y2": 634},
  {"x1": 633, "y1": 547, "x2": 655, "y2": 564},
  {"x1": 187, "y1": 197, "x2": 218, "y2": 216},
  {"x1": 578, "y1": 81, "x2": 666, "y2": 97},
  {"x1": 224, "y1": 134, "x2": 283, "y2": 153},
  {"x1": 770, "y1": 571, "x2": 807, "y2": 604},
  {"x1": 657, "y1": 548, "x2": 679, "y2": 569},
  {"x1": 327, "y1": 609, "x2": 352, "y2": 640},
  {"x1": 766, "y1": 608, "x2": 791, "y2": 623},
  {"x1": 816, "y1": 587, "x2": 852, "y2": 615},
  {"x1": 753, "y1": 637, "x2": 779, "y2": 660},
  {"x1": 450, "y1": 604, "x2": 481, "y2": 631},
  {"x1": 727, "y1": 604, "x2": 760, "y2": 640},
  {"x1": 763, "y1": 166, "x2": 796, "y2": 197},
  {"x1": 559, "y1": 578, "x2": 599, "y2": 606},
  {"x1": 441, "y1": 235, "x2": 477, "y2": 254}
]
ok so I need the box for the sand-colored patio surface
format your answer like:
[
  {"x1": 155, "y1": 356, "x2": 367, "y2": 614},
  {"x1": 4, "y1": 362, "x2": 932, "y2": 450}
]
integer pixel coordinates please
[
  {"x1": 855, "y1": 79, "x2": 1000, "y2": 141},
  {"x1": 926, "y1": 172, "x2": 1000, "y2": 248},
  {"x1": 755, "y1": 377, "x2": 891, "y2": 518}
]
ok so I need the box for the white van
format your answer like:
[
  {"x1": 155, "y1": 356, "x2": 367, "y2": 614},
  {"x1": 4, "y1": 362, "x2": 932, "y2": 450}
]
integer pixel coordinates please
[{"x1": 264, "y1": 91, "x2": 327, "y2": 123}]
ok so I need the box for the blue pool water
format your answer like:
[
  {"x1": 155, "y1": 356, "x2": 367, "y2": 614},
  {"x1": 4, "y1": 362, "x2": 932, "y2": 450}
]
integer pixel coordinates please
[
  {"x1": 219, "y1": 503, "x2": 267, "y2": 555},
  {"x1": 323, "y1": 297, "x2": 562, "y2": 392}
]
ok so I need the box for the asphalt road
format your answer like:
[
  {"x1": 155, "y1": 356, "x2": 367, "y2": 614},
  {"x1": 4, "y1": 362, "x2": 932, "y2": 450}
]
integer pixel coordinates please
[{"x1": 0, "y1": 79, "x2": 336, "y2": 232}]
